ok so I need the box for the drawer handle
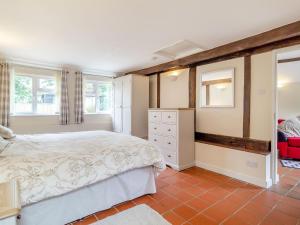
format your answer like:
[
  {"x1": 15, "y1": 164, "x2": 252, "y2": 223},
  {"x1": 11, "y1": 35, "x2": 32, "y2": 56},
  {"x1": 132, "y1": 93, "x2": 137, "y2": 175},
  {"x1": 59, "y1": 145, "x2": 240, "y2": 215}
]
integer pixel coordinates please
[
  {"x1": 154, "y1": 116, "x2": 157, "y2": 118},
  {"x1": 168, "y1": 129, "x2": 171, "y2": 131},
  {"x1": 168, "y1": 142, "x2": 171, "y2": 145},
  {"x1": 154, "y1": 139, "x2": 157, "y2": 142},
  {"x1": 167, "y1": 155, "x2": 171, "y2": 158},
  {"x1": 168, "y1": 116, "x2": 171, "y2": 118},
  {"x1": 154, "y1": 127, "x2": 157, "y2": 130}
]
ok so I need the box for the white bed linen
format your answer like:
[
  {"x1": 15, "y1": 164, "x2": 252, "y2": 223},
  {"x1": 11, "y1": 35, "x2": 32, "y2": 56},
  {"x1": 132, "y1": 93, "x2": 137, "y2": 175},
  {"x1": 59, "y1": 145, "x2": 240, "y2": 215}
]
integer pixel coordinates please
[
  {"x1": 0, "y1": 130, "x2": 165, "y2": 206},
  {"x1": 20, "y1": 166, "x2": 156, "y2": 225}
]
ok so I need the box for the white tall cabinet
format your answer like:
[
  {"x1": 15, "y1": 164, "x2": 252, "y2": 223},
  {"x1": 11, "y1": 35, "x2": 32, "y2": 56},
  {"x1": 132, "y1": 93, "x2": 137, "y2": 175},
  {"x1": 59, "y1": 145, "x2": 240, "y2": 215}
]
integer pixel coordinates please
[
  {"x1": 148, "y1": 108, "x2": 195, "y2": 171},
  {"x1": 113, "y1": 74, "x2": 149, "y2": 138}
]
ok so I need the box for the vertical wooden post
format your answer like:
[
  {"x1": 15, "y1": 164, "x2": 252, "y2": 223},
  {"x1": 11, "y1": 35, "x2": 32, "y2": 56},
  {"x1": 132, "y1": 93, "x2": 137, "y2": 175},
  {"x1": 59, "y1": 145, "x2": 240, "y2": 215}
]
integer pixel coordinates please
[
  {"x1": 157, "y1": 73, "x2": 160, "y2": 108},
  {"x1": 188, "y1": 67, "x2": 196, "y2": 108},
  {"x1": 243, "y1": 55, "x2": 251, "y2": 138}
]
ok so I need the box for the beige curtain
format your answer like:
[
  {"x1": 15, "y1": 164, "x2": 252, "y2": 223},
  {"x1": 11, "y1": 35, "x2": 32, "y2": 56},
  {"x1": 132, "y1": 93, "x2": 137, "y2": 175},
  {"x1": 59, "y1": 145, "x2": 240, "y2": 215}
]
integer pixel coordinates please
[
  {"x1": 0, "y1": 62, "x2": 10, "y2": 127},
  {"x1": 74, "y1": 71, "x2": 84, "y2": 124},
  {"x1": 59, "y1": 70, "x2": 70, "y2": 125}
]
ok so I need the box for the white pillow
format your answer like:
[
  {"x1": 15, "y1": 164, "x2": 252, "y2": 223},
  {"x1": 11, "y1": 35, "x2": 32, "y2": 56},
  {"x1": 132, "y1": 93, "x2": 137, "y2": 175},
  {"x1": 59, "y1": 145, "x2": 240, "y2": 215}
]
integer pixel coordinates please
[
  {"x1": 0, "y1": 125, "x2": 16, "y2": 139},
  {"x1": 0, "y1": 136, "x2": 10, "y2": 154}
]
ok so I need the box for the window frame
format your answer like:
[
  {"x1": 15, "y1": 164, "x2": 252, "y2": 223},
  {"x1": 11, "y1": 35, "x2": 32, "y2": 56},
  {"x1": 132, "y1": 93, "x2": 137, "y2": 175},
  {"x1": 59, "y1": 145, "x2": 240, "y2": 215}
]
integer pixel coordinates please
[
  {"x1": 84, "y1": 79, "x2": 113, "y2": 115},
  {"x1": 12, "y1": 73, "x2": 59, "y2": 116}
]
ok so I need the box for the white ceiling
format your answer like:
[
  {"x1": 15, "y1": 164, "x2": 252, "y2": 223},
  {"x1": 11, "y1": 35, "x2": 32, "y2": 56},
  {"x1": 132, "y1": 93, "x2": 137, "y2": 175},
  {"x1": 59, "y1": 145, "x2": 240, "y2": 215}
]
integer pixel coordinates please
[
  {"x1": 0, "y1": 0, "x2": 300, "y2": 75},
  {"x1": 278, "y1": 49, "x2": 300, "y2": 83}
]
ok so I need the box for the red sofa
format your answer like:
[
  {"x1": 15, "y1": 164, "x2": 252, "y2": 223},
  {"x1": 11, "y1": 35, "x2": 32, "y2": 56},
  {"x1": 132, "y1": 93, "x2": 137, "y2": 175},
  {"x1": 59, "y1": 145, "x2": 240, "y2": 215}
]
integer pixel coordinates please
[{"x1": 277, "y1": 119, "x2": 300, "y2": 159}]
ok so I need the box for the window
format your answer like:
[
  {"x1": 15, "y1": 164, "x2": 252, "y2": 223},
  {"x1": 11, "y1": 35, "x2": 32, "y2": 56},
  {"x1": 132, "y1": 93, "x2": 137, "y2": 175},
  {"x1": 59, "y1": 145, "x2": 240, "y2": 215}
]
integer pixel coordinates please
[
  {"x1": 13, "y1": 74, "x2": 58, "y2": 115},
  {"x1": 84, "y1": 80, "x2": 112, "y2": 114}
]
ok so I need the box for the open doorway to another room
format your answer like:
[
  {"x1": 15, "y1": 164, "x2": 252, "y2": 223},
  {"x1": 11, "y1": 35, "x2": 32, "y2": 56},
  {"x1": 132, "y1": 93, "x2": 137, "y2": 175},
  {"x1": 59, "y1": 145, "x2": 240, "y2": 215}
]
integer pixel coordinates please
[{"x1": 270, "y1": 47, "x2": 300, "y2": 199}]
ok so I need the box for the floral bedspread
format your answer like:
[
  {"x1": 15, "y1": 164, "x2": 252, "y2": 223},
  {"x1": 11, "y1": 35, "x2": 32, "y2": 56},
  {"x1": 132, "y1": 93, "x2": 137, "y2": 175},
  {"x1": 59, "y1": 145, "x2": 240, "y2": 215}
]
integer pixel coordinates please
[{"x1": 0, "y1": 131, "x2": 165, "y2": 206}]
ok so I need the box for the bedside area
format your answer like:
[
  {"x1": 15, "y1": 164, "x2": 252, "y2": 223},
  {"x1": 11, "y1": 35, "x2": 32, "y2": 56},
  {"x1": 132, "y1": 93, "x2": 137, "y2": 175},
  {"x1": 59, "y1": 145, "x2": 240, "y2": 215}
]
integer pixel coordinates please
[{"x1": 0, "y1": 181, "x2": 20, "y2": 225}]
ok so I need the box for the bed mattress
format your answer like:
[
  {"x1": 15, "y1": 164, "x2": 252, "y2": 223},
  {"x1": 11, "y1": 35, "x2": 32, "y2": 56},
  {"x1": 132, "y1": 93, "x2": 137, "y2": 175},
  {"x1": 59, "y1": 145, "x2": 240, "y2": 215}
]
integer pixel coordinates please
[{"x1": 0, "y1": 130, "x2": 165, "y2": 206}]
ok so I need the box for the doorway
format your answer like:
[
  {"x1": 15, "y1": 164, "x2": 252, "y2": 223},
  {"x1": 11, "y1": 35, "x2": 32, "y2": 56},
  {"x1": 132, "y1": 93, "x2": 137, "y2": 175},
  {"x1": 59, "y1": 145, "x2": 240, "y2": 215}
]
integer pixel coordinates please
[{"x1": 270, "y1": 46, "x2": 300, "y2": 199}]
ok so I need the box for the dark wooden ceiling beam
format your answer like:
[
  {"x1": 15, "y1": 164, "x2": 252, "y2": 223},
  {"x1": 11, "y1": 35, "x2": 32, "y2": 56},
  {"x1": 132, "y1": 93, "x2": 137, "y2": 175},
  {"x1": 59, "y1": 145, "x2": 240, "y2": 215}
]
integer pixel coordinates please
[
  {"x1": 128, "y1": 21, "x2": 300, "y2": 75},
  {"x1": 278, "y1": 57, "x2": 300, "y2": 63}
]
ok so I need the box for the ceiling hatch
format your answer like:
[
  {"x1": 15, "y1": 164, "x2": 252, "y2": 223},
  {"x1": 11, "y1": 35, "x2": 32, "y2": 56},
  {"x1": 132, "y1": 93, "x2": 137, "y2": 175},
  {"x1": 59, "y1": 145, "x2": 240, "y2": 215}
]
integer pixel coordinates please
[{"x1": 154, "y1": 40, "x2": 204, "y2": 60}]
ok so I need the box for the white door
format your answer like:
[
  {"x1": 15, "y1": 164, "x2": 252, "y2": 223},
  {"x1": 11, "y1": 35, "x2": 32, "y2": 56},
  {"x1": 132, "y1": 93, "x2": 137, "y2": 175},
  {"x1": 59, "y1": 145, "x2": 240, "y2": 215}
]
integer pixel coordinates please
[{"x1": 113, "y1": 78, "x2": 123, "y2": 133}]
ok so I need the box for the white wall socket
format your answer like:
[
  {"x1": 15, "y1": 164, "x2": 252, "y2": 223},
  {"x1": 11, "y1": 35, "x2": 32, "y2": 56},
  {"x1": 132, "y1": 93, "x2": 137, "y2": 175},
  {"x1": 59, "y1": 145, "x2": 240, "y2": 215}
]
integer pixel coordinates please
[{"x1": 246, "y1": 161, "x2": 258, "y2": 168}]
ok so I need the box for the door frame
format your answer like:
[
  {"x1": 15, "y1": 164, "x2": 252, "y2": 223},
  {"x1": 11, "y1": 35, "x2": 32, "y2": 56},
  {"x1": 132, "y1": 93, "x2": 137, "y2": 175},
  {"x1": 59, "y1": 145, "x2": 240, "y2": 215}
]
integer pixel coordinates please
[{"x1": 271, "y1": 44, "x2": 300, "y2": 185}]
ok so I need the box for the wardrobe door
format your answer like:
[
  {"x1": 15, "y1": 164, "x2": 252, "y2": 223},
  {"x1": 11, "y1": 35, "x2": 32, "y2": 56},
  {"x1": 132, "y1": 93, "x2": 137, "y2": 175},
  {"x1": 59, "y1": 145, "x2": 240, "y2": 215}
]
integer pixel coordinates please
[
  {"x1": 122, "y1": 75, "x2": 132, "y2": 108},
  {"x1": 113, "y1": 78, "x2": 123, "y2": 133},
  {"x1": 122, "y1": 107, "x2": 132, "y2": 135}
]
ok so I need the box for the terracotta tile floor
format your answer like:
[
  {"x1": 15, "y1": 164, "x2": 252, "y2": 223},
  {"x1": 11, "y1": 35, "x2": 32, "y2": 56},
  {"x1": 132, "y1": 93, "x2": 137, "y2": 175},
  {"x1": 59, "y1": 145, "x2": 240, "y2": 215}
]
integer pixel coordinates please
[
  {"x1": 269, "y1": 160, "x2": 300, "y2": 200},
  {"x1": 69, "y1": 166, "x2": 300, "y2": 225}
]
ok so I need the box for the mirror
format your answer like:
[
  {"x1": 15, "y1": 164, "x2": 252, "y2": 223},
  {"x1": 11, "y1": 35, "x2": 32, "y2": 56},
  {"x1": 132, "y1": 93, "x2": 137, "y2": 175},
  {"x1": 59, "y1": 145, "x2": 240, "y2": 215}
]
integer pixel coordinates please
[{"x1": 200, "y1": 68, "x2": 235, "y2": 107}]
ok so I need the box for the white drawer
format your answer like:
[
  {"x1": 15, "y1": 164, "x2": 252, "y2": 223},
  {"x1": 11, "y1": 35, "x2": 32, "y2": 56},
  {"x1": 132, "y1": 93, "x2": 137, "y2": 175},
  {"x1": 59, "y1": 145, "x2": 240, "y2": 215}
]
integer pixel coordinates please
[
  {"x1": 149, "y1": 111, "x2": 161, "y2": 122},
  {"x1": 161, "y1": 124, "x2": 176, "y2": 137},
  {"x1": 148, "y1": 134, "x2": 162, "y2": 146},
  {"x1": 164, "y1": 151, "x2": 177, "y2": 164},
  {"x1": 162, "y1": 111, "x2": 177, "y2": 124},
  {"x1": 162, "y1": 136, "x2": 177, "y2": 151},
  {"x1": 149, "y1": 123, "x2": 161, "y2": 135}
]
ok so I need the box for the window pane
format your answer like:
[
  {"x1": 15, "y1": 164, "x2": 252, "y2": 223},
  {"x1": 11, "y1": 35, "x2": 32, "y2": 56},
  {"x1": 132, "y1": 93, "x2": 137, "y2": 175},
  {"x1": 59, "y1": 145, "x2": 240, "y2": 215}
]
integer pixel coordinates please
[
  {"x1": 36, "y1": 78, "x2": 57, "y2": 114},
  {"x1": 14, "y1": 75, "x2": 33, "y2": 113},
  {"x1": 37, "y1": 92, "x2": 57, "y2": 114},
  {"x1": 97, "y1": 83, "x2": 112, "y2": 112},
  {"x1": 85, "y1": 82, "x2": 95, "y2": 93},
  {"x1": 39, "y1": 78, "x2": 55, "y2": 90},
  {"x1": 85, "y1": 96, "x2": 96, "y2": 113}
]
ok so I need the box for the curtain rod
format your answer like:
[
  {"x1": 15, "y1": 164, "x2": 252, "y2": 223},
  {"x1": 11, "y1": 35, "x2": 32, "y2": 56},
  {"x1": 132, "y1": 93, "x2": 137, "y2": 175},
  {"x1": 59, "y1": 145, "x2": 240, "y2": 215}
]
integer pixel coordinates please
[{"x1": 7, "y1": 58, "x2": 116, "y2": 77}]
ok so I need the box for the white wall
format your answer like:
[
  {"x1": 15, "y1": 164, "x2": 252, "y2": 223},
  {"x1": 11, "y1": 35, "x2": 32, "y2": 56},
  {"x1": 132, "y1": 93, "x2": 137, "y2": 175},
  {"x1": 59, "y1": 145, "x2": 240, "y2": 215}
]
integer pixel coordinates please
[
  {"x1": 149, "y1": 74, "x2": 157, "y2": 108},
  {"x1": 10, "y1": 65, "x2": 113, "y2": 134},
  {"x1": 278, "y1": 82, "x2": 300, "y2": 119},
  {"x1": 160, "y1": 69, "x2": 189, "y2": 108},
  {"x1": 195, "y1": 143, "x2": 271, "y2": 187},
  {"x1": 149, "y1": 55, "x2": 274, "y2": 187},
  {"x1": 196, "y1": 58, "x2": 244, "y2": 137},
  {"x1": 250, "y1": 52, "x2": 274, "y2": 141}
]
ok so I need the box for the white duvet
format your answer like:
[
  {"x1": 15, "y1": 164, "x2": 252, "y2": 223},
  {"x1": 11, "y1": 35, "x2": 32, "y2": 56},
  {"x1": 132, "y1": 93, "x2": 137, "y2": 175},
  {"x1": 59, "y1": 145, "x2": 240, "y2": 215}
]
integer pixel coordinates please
[{"x1": 0, "y1": 131, "x2": 165, "y2": 206}]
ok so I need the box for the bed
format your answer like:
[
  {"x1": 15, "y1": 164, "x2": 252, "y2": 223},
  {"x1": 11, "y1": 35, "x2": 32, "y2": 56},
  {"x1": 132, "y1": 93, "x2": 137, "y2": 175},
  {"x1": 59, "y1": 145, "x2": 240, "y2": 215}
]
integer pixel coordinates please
[{"x1": 0, "y1": 130, "x2": 165, "y2": 225}]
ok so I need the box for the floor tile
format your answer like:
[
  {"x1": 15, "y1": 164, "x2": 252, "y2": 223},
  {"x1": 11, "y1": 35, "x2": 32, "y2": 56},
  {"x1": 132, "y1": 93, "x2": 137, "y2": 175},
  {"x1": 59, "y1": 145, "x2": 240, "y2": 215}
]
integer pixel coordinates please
[
  {"x1": 67, "y1": 165, "x2": 300, "y2": 225},
  {"x1": 188, "y1": 213, "x2": 217, "y2": 225},
  {"x1": 94, "y1": 207, "x2": 118, "y2": 220},
  {"x1": 163, "y1": 211, "x2": 186, "y2": 225},
  {"x1": 173, "y1": 205, "x2": 198, "y2": 220},
  {"x1": 261, "y1": 208, "x2": 298, "y2": 225},
  {"x1": 72, "y1": 215, "x2": 97, "y2": 225},
  {"x1": 186, "y1": 198, "x2": 211, "y2": 212}
]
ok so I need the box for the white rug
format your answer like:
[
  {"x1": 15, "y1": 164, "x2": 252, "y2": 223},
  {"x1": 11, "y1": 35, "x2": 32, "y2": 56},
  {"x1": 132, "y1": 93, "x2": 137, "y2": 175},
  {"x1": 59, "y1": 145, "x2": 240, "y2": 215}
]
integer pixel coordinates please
[
  {"x1": 281, "y1": 159, "x2": 300, "y2": 169},
  {"x1": 91, "y1": 204, "x2": 171, "y2": 225}
]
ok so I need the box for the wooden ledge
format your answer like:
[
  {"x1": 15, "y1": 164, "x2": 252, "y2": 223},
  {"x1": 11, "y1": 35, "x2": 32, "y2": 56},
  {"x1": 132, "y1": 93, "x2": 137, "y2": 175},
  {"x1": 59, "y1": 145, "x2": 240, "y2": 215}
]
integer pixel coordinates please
[{"x1": 195, "y1": 132, "x2": 271, "y2": 155}]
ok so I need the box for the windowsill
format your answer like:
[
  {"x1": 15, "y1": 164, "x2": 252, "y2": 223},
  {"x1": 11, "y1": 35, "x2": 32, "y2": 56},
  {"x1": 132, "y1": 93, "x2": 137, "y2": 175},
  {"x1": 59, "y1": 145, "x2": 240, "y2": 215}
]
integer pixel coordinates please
[
  {"x1": 84, "y1": 112, "x2": 112, "y2": 115},
  {"x1": 11, "y1": 114, "x2": 59, "y2": 117}
]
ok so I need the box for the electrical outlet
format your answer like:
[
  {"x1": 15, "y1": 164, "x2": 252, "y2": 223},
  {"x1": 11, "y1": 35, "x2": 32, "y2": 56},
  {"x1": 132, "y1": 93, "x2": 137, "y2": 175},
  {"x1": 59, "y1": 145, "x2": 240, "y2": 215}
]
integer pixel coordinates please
[{"x1": 246, "y1": 161, "x2": 258, "y2": 168}]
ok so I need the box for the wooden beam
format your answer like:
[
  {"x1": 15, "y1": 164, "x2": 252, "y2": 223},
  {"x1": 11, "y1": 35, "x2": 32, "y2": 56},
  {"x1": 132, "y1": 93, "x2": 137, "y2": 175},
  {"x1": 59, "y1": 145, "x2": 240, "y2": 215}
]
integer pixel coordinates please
[
  {"x1": 128, "y1": 21, "x2": 300, "y2": 75},
  {"x1": 157, "y1": 73, "x2": 160, "y2": 108},
  {"x1": 188, "y1": 67, "x2": 196, "y2": 108},
  {"x1": 202, "y1": 78, "x2": 232, "y2": 86},
  {"x1": 195, "y1": 132, "x2": 271, "y2": 155},
  {"x1": 278, "y1": 57, "x2": 300, "y2": 64},
  {"x1": 243, "y1": 55, "x2": 251, "y2": 138}
]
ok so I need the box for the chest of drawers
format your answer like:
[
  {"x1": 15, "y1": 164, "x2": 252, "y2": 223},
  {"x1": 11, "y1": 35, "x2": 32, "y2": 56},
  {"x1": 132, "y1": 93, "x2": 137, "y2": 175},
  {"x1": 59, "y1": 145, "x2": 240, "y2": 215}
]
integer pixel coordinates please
[{"x1": 148, "y1": 108, "x2": 195, "y2": 171}]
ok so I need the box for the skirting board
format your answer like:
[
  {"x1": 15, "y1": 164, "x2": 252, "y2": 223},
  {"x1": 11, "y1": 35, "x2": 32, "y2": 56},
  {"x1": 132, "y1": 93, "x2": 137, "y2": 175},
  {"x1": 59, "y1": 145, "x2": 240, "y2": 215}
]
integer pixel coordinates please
[
  {"x1": 195, "y1": 161, "x2": 272, "y2": 188},
  {"x1": 168, "y1": 162, "x2": 196, "y2": 171}
]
